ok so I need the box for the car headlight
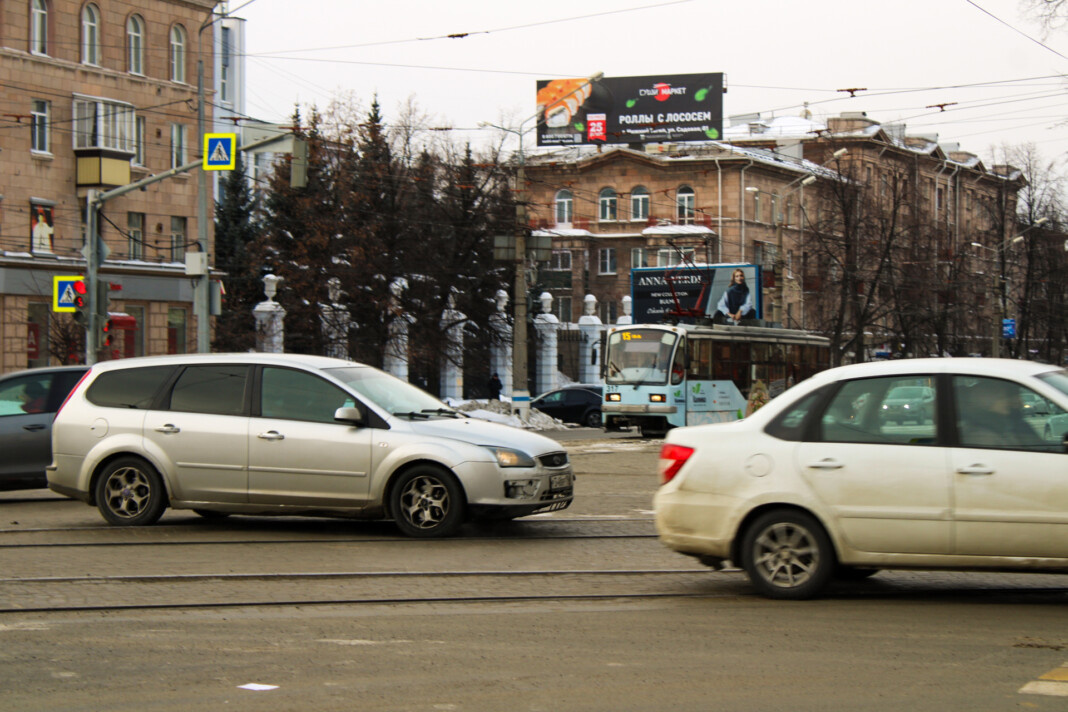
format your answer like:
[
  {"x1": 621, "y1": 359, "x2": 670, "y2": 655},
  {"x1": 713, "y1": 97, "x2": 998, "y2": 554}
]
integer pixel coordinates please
[{"x1": 483, "y1": 446, "x2": 535, "y2": 468}]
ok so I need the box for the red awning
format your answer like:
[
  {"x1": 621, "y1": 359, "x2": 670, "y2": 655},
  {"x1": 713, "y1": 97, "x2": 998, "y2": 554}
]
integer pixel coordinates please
[{"x1": 106, "y1": 313, "x2": 138, "y2": 330}]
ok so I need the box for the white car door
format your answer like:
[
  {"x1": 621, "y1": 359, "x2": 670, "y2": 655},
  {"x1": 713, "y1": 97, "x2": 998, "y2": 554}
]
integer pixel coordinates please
[
  {"x1": 950, "y1": 376, "x2": 1068, "y2": 558},
  {"x1": 797, "y1": 375, "x2": 953, "y2": 555},
  {"x1": 248, "y1": 367, "x2": 373, "y2": 506}
]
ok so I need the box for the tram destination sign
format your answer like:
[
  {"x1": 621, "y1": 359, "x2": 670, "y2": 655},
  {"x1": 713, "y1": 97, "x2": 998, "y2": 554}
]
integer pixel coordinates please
[
  {"x1": 535, "y1": 73, "x2": 724, "y2": 147},
  {"x1": 631, "y1": 264, "x2": 763, "y2": 324}
]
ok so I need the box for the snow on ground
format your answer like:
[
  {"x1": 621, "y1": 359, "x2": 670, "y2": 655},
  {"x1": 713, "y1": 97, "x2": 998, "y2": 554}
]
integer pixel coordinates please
[{"x1": 446, "y1": 398, "x2": 571, "y2": 431}]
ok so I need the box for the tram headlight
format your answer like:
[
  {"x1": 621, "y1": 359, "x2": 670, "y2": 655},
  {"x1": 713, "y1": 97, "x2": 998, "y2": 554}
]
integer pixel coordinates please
[
  {"x1": 649, "y1": 393, "x2": 666, "y2": 403},
  {"x1": 606, "y1": 392, "x2": 621, "y2": 402}
]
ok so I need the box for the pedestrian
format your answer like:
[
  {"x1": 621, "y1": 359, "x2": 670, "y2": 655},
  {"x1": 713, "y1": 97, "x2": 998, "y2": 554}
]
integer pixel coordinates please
[{"x1": 488, "y1": 372, "x2": 502, "y2": 400}]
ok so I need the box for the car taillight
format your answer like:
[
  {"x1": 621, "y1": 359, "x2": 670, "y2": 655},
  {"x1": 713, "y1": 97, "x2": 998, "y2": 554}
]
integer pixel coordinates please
[
  {"x1": 55, "y1": 370, "x2": 92, "y2": 417},
  {"x1": 659, "y1": 443, "x2": 694, "y2": 485}
]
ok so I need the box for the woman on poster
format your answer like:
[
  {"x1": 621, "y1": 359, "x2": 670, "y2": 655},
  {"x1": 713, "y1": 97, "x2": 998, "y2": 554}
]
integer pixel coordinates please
[{"x1": 715, "y1": 268, "x2": 752, "y2": 324}]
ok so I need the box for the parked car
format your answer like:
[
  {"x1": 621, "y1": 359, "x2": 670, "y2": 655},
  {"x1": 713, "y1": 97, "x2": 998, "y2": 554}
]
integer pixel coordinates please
[
  {"x1": 47, "y1": 354, "x2": 573, "y2": 536},
  {"x1": 531, "y1": 385, "x2": 603, "y2": 427},
  {"x1": 654, "y1": 358, "x2": 1068, "y2": 599},
  {"x1": 878, "y1": 385, "x2": 935, "y2": 424},
  {"x1": 0, "y1": 365, "x2": 89, "y2": 490}
]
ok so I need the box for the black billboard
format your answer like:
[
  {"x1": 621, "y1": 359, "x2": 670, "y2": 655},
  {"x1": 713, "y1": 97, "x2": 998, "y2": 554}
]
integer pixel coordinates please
[
  {"x1": 631, "y1": 264, "x2": 762, "y2": 324},
  {"x1": 535, "y1": 73, "x2": 724, "y2": 147}
]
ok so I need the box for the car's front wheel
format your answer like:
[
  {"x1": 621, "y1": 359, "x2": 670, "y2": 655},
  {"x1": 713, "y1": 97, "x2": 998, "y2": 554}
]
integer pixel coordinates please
[
  {"x1": 741, "y1": 509, "x2": 835, "y2": 600},
  {"x1": 583, "y1": 409, "x2": 602, "y2": 428},
  {"x1": 94, "y1": 457, "x2": 168, "y2": 526},
  {"x1": 390, "y1": 466, "x2": 465, "y2": 538}
]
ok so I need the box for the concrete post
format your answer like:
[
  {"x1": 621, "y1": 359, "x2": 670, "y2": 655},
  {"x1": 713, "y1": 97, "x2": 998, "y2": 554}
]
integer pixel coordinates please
[
  {"x1": 533, "y1": 292, "x2": 559, "y2": 396},
  {"x1": 383, "y1": 278, "x2": 411, "y2": 381},
  {"x1": 440, "y1": 293, "x2": 465, "y2": 401},
  {"x1": 577, "y1": 294, "x2": 604, "y2": 384},
  {"x1": 253, "y1": 274, "x2": 286, "y2": 353},
  {"x1": 488, "y1": 289, "x2": 513, "y2": 396},
  {"x1": 320, "y1": 277, "x2": 350, "y2": 359}
]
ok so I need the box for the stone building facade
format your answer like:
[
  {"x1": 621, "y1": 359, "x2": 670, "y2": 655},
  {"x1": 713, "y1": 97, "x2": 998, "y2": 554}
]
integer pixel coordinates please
[
  {"x1": 522, "y1": 111, "x2": 1020, "y2": 344},
  {"x1": 0, "y1": 0, "x2": 218, "y2": 373}
]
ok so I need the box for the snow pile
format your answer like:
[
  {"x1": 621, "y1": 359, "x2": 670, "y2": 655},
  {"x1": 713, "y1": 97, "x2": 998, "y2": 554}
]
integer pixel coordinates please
[{"x1": 450, "y1": 398, "x2": 571, "y2": 431}]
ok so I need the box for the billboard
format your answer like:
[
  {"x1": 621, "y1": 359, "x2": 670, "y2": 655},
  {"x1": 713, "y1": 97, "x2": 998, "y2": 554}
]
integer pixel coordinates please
[
  {"x1": 535, "y1": 73, "x2": 724, "y2": 147},
  {"x1": 631, "y1": 264, "x2": 762, "y2": 324}
]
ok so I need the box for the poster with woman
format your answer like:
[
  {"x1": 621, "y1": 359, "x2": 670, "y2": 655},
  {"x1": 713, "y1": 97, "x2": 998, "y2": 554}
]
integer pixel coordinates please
[{"x1": 31, "y1": 204, "x2": 54, "y2": 254}]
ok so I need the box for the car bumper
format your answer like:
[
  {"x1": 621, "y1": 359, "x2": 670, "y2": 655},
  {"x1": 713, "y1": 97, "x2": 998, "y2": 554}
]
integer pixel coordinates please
[{"x1": 653, "y1": 488, "x2": 742, "y2": 559}]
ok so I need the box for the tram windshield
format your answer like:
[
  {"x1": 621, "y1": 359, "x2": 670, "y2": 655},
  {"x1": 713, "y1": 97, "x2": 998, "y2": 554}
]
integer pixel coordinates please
[{"x1": 605, "y1": 329, "x2": 682, "y2": 386}]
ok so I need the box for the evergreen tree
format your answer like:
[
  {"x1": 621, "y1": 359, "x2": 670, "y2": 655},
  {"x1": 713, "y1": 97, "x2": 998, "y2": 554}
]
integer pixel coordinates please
[{"x1": 212, "y1": 150, "x2": 260, "y2": 352}]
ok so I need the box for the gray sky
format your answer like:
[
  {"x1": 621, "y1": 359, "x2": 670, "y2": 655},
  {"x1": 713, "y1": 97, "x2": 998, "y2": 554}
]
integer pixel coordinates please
[{"x1": 235, "y1": 0, "x2": 1068, "y2": 161}]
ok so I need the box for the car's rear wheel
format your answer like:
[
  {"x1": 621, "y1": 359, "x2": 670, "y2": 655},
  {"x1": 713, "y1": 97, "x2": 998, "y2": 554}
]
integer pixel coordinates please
[
  {"x1": 94, "y1": 457, "x2": 167, "y2": 526},
  {"x1": 741, "y1": 509, "x2": 835, "y2": 600},
  {"x1": 584, "y1": 409, "x2": 602, "y2": 428},
  {"x1": 390, "y1": 466, "x2": 465, "y2": 538}
]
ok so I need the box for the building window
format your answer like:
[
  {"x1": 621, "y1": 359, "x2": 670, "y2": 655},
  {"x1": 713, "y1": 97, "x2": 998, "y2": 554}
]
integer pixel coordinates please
[
  {"x1": 167, "y1": 307, "x2": 187, "y2": 354},
  {"x1": 554, "y1": 296, "x2": 572, "y2": 322},
  {"x1": 677, "y1": 186, "x2": 695, "y2": 224},
  {"x1": 548, "y1": 250, "x2": 571, "y2": 271},
  {"x1": 73, "y1": 97, "x2": 135, "y2": 153},
  {"x1": 220, "y1": 26, "x2": 232, "y2": 103},
  {"x1": 31, "y1": 100, "x2": 49, "y2": 153},
  {"x1": 127, "y1": 15, "x2": 144, "y2": 75},
  {"x1": 170, "y1": 25, "x2": 187, "y2": 82},
  {"x1": 170, "y1": 216, "x2": 187, "y2": 262},
  {"x1": 31, "y1": 203, "x2": 54, "y2": 254},
  {"x1": 127, "y1": 212, "x2": 144, "y2": 260},
  {"x1": 600, "y1": 300, "x2": 618, "y2": 324},
  {"x1": 170, "y1": 124, "x2": 185, "y2": 168},
  {"x1": 936, "y1": 186, "x2": 944, "y2": 213},
  {"x1": 657, "y1": 247, "x2": 695, "y2": 267},
  {"x1": 81, "y1": 4, "x2": 100, "y2": 65},
  {"x1": 598, "y1": 188, "x2": 617, "y2": 222},
  {"x1": 631, "y1": 186, "x2": 649, "y2": 222},
  {"x1": 598, "y1": 248, "x2": 616, "y2": 275},
  {"x1": 27, "y1": 302, "x2": 51, "y2": 368},
  {"x1": 752, "y1": 192, "x2": 763, "y2": 223},
  {"x1": 30, "y1": 0, "x2": 48, "y2": 55},
  {"x1": 133, "y1": 116, "x2": 146, "y2": 165},
  {"x1": 554, "y1": 189, "x2": 573, "y2": 226},
  {"x1": 631, "y1": 247, "x2": 651, "y2": 269}
]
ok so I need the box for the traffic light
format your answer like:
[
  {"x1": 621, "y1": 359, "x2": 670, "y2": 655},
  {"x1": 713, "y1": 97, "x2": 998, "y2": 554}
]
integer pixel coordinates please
[
  {"x1": 71, "y1": 279, "x2": 90, "y2": 326},
  {"x1": 101, "y1": 318, "x2": 113, "y2": 348}
]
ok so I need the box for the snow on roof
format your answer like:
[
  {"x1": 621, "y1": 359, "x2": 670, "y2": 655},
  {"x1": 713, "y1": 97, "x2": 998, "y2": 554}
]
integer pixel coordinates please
[{"x1": 642, "y1": 223, "x2": 716, "y2": 236}]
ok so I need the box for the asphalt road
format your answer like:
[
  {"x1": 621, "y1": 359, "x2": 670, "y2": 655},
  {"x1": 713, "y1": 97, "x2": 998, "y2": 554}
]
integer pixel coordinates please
[{"x1": 1, "y1": 429, "x2": 1066, "y2": 712}]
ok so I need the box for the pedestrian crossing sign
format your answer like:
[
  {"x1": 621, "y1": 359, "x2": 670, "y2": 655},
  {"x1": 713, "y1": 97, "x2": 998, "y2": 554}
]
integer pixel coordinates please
[
  {"x1": 53, "y1": 275, "x2": 84, "y2": 312},
  {"x1": 204, "y1": 133, "x2": 237, "y2": 171}
]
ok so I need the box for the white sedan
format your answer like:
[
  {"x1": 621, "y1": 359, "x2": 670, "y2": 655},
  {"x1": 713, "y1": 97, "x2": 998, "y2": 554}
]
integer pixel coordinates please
[{"x1": 654, "y1": 358, "x2": 1068, "y2": 599}]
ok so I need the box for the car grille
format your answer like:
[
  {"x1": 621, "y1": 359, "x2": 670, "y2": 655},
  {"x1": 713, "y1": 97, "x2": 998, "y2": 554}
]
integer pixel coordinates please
[{"x1": 538, "y1": 452, "x2": 569, "y2": 468}]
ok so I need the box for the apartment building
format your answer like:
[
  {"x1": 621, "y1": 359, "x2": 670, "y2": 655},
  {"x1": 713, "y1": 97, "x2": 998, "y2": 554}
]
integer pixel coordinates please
[
  {"x1": 0, "y1": 0, "x2": 218, "y2": 372},
  {"x1": 522, "y1": 111, "x2": 1020, "y2": 339}
]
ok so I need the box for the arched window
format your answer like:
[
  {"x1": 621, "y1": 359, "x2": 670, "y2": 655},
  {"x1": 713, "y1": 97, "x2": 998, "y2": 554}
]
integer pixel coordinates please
[
  {"x1": 598, "y1": 188, "x2": 617, "y2": 222},
  {"x1": 170, "y1": 24, "x2": 187, "y2": 82},
  {"x1": 127, "y1": 15, "x2": 145, "y2": 74},
  {"x1": 81, "y1": 3, "x2": 100, "y2": 65},
  {"x1": 30, "y1": 0, "x2": 48, "y2": 55},
  {"x1": 630, "y1": 186, "x2": 649, "y2": 222},
  {"x1": 555, "y1": 189, "x2": 573, "y2": 225},
  {"x1": 677, "y1": 185, "x2": 695, "y2": 224}
]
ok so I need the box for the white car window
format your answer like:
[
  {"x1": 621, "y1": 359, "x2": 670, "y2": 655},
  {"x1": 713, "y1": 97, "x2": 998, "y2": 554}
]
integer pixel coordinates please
[
  {"x1": 821, "y1": 376, "x2": 937, "y2": 445},
  {"x1": 952, "y1": 376, "x2": 1051, "y2": 452}
]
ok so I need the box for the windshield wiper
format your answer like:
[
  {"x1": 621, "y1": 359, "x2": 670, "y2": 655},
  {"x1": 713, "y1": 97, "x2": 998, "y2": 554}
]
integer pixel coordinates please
[
  {"x1": 421, "y1": 408, "x2": 466, "y2": 419},
  {"x1": 392, "y1": 411, "x2": 432, "y2": 419}
]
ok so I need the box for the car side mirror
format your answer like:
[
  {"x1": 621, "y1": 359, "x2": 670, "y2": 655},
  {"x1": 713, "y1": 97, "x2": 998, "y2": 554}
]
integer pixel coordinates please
[{"x1": 334, "y1": 404, "x2": 367, "y2": 426}]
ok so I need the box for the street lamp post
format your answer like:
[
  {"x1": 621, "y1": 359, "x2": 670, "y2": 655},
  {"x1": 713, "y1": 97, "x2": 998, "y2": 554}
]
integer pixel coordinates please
[
  {"x1": 480, "y1": 72, "x2": 602, "y2": 419},
  {"x1": 970, "y1": 217, "x2": 1048, "y2": 358}
]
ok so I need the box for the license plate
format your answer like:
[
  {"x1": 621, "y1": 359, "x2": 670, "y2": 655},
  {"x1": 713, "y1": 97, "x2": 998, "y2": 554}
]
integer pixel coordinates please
[{"x1": 550, "y1": 473, "x2": 572, "y2": 490}]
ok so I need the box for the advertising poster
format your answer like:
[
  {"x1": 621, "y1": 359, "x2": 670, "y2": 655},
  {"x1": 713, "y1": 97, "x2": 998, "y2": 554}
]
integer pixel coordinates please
[
  {"x1": 31, "y1": 204, "x2": 54, "y2": 254},
  {"x1": 535, "y1": 73, "x2": 724, "y2": 147},
  {"x1": 631, "y1": 264, "x2": 762, "y2": 324}
]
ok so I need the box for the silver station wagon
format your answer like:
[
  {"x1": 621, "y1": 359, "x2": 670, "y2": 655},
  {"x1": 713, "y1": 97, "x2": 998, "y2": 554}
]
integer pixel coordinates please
[{"x1": 47, "y1": 354, "x2": 573, "y2": 537}]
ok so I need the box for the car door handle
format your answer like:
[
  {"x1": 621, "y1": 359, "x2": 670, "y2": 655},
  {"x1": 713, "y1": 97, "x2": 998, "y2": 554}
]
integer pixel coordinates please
[
  {"x1": 23, "y1": 424, "x2": 47, "y2": 431},
  {"x1": 154, "y1": 424, "x2": 181, "y2": 434},
  {"x1": 956, "y1": 464, "x2": 994, "y2": 476},
  {"x1": 258, "y1": 431, "x2": 285, "y2": 441},
  {"x1": 807, "y1": 458, "x2": 844, "y2": 470}
]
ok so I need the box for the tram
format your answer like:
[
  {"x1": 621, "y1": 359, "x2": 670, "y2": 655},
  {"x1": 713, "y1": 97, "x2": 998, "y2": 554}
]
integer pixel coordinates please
[{"x1": 602, "y1": 322, "x2": 830, "y2": 437}]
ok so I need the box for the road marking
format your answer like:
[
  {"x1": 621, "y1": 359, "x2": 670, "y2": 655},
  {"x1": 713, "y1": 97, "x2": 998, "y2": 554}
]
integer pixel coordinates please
[{"x1": 1020, "y1": 664, "x2": 1068, "y2": 697}]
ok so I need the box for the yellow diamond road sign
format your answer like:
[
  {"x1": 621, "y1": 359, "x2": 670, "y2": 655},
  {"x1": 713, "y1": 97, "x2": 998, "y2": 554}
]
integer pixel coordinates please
[{"x1": 204, "y1": 133, "x2": 237, "y2": 171}]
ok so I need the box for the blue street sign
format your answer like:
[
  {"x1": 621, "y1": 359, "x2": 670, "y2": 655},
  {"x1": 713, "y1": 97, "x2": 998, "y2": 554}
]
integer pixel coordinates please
[
  {"x1": 204, "y1": 133, "x2": 237, "y2": 171},
  {"x1": 1002, "y1": 318, "x2": 1016, "y2": 339},
  {"x1": 53, "y1": 275, "x2": 85, "y2": 312}
]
